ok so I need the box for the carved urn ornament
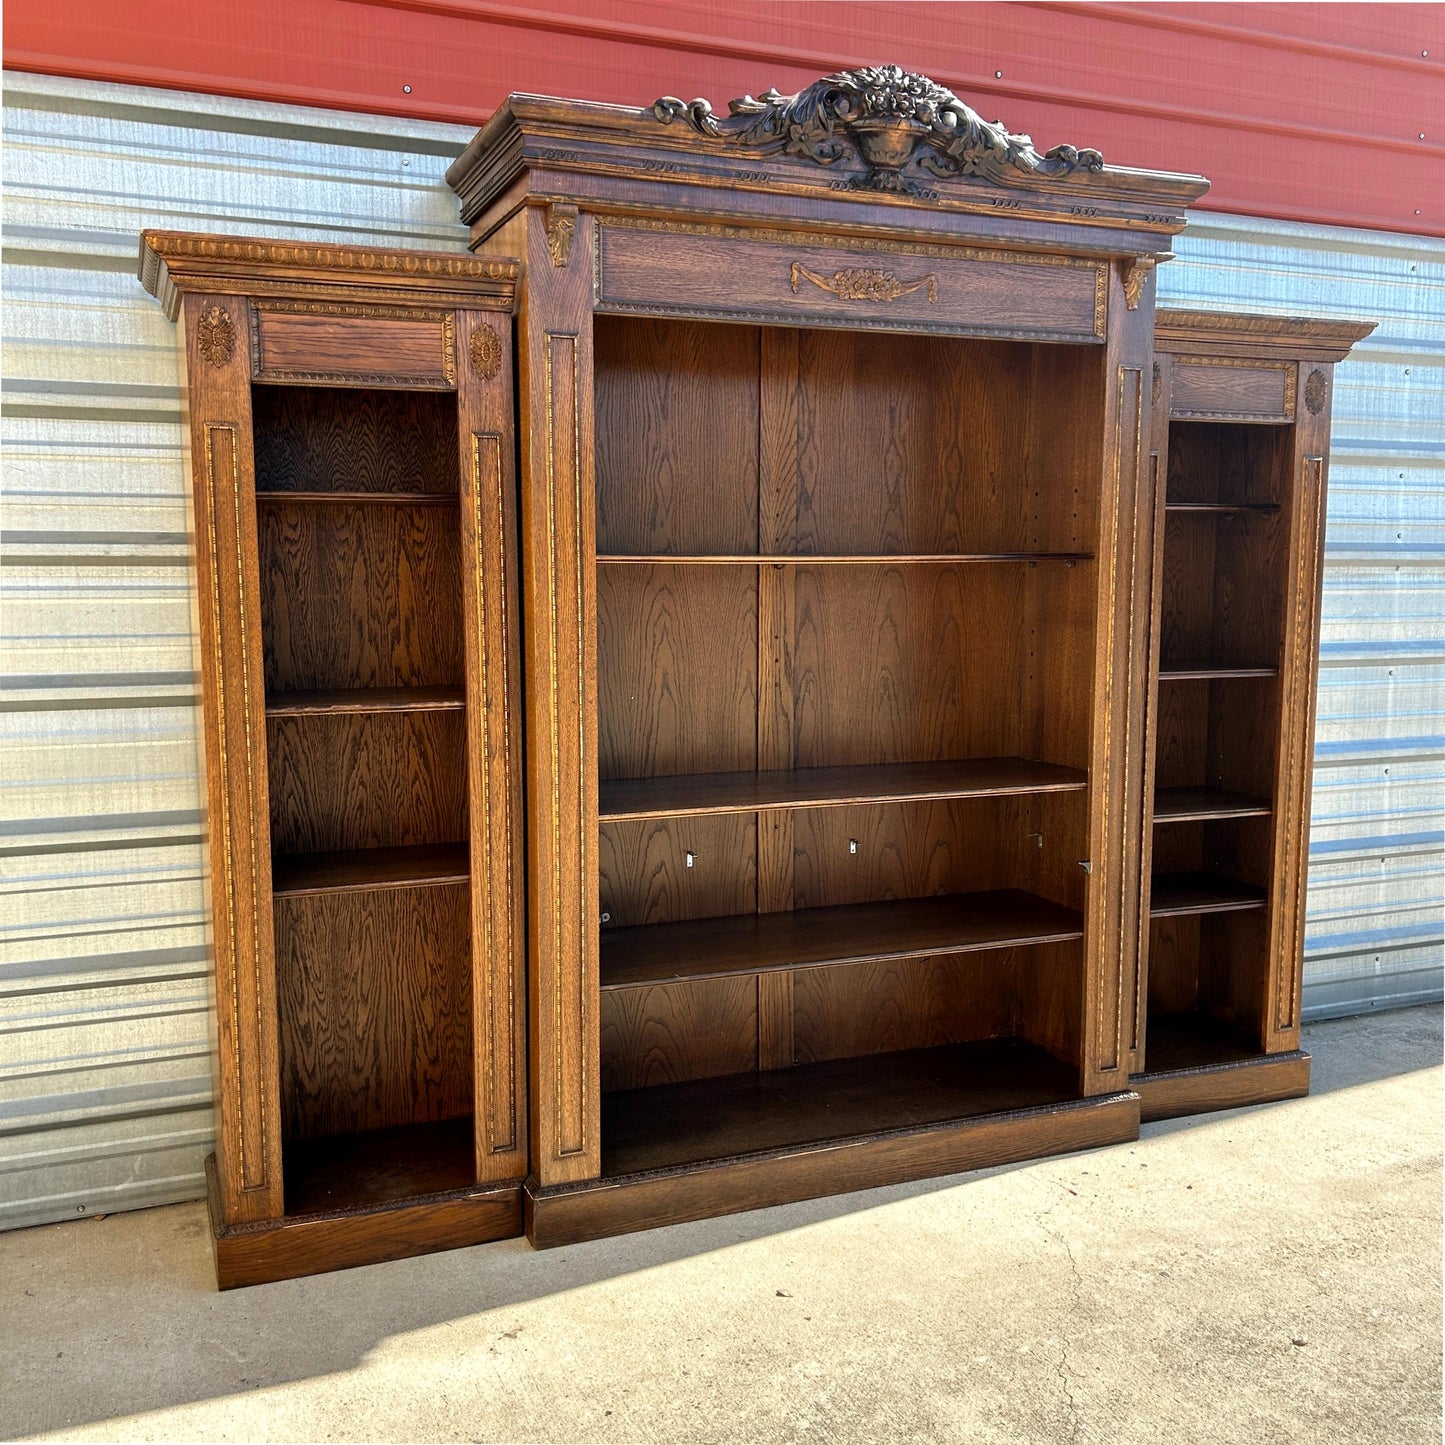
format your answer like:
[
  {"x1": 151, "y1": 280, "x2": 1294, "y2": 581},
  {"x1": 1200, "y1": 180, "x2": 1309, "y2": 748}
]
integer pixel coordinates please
[{"x1": 652, "y1": 64, "x2": 1103, "y2": 195}]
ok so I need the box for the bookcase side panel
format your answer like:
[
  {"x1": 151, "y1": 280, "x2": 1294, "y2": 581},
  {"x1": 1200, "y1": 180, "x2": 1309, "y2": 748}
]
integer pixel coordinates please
[
  {"x1": 518, "y1": 205, "x2": 602, "y2": 1185},
  {"x1": 181, "y1": 292, "x2": 285, "y2": 1225},
  {"x1": 457, "y1": 308, "x2": 529, "y2": 1182}
]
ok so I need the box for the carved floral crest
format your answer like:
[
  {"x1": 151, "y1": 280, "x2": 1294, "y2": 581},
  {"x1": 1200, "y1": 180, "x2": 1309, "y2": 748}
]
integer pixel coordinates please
[
  {"x1": 652, "y1": 65, "x2": 1103, "y2": 195},
  {"x1": 196, "y1": 305, "x2": 236, "y2": 367}
]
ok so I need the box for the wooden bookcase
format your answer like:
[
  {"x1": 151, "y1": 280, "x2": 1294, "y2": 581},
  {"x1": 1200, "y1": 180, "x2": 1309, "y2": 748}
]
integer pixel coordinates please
[
  {"x1": 448, "y1": 68, "x2": 1209, "y2": 1245},
  {"x1": 140, "y1": 234, "x2": 528, "y2": 1286},
  {"x1": 140, "y1": 83, "x2": 1375, "y2": 1282},
  {"x1": 1130, "y1": 310, "x2": 1374, "y2": 1119}
]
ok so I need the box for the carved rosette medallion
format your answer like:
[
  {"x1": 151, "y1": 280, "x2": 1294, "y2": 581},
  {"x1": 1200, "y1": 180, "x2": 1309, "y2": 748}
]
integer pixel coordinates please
[
  {"x1": 652, "y1": 64, "x2": 1103, "y2": 196},
  {"x1": 196, "y1": 305, "x2": 237, "y2": 367},
  {"x1": 469, "y1": 322, "x2": 503, "y2": 380},
  {"x1": 1304, "y1": 369, "x2": 1328, "y2": 415},
  {"x1": 790, "y1": 261, "x2": 937, "y2": 304},
  {"x1": 546, "y1": 204, "x2": 578, "y2": 267}
]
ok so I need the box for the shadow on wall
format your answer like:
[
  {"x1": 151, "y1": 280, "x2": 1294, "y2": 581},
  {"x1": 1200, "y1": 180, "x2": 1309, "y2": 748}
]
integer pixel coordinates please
[{"x1": 3, "y1": 1004, "x2": 1440, "y2": 1440}]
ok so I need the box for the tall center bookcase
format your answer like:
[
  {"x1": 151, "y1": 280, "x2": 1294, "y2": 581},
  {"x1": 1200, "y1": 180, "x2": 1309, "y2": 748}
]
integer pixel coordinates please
[{"x1": 448, "y1": 70, "x2": 1210, "y2": 1245}]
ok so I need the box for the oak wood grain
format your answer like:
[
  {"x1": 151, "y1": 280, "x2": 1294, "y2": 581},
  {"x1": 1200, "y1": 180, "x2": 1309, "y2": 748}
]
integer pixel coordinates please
[
  {"x1": 252, "y1": 386, "x2": 459, "y2": 494},
  {"x1": 266, "y1": 710, "x2": 466, "y2": 854},
  {"x1": 274, "y1": 884, "x2": 473, "y2": 1141},
  {"x1": 258, "y1": 500, "x2": 463, "y2": 691}
]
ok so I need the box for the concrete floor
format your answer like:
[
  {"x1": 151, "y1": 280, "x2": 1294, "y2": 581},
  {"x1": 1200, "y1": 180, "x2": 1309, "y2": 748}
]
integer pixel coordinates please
[{"x1": 3, "y1": 1006, "x2": 1440, "y2": 1445}]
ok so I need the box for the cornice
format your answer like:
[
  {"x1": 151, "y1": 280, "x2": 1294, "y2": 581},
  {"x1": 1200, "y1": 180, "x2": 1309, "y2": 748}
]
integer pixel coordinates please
[
  {"x1": 139, "y1": 231, "x2": 519, "y2": 319},
  {"x1": 1156, "y1": 308, "x2": 1376, "y2": 362}
]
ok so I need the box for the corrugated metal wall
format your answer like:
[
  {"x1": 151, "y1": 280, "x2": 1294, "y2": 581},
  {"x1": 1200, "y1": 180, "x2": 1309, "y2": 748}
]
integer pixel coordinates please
[{"x1": 3, "y1": 72, "x2": 1441, "y2": 1231}]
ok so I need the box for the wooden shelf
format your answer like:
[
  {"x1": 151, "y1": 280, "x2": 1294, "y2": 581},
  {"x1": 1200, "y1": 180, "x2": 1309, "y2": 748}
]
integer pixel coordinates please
[
  {"x1": 596, "y1": 552, "x2": 1093, "y2": 566},
  {"x1": 266, "y1": 686, "x2": 466, "y2": 717},
  {"x1": 1150, "y1": 871, "x2": 1267, "y2": 917},
  {"x1": 1153, "y1": 787, "x2": 1272, "y2": 823},
  {"x1": 599, "y1": 757, "x2": 1088, "y2": 821},
  {"x1": 272, "y1": 842, "x2": 469, "y2": 897},
  {"x1": 1158, "y1": 661, "x2": 1278, "y2": 681},
  {"x1": 1165, "y1": 501, "x2": 1280, "y2": 515},
  {"x1": 601, "y1": 889, "x2": 1083, "y2": 990},
  {"x1": 1141, "y1": 1012, "x2": 1259, "y2": 1076},
  {"x1": 255, "y1": 490, "x2": 457, "y2": 506},
  {"x1": 283, "y1": 1116, "x2": 475, "y2": 1216},
  {"x1": 601, "y1": 1037, "x2": 1078, "y2": 1177}
]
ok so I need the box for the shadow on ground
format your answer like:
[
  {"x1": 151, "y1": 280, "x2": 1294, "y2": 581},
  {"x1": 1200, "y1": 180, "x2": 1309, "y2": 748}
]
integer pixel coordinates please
[{"x1": 4, "y1": 1004, "x2": 1440, "y2": 1441}]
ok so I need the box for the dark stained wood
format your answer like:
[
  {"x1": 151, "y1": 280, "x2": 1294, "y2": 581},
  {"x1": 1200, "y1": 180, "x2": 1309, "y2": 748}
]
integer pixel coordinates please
[
  {"x1": 257, "y1": 499, "x2": 463, "y2": 692},
  {"x1": 599, "y1": 757, "x2": 1087, "y2": 820},
  {"x1": 598, "y1": 814, "x2": 757, "y2": 929},
  {"x1": 265, "y1": 686, "x2": 465, "y2": 715},
  {"x1": 524, "y1": 1088, "x2": 1141, "y2": 1248},
  {"x1": 602, "y1": 1037, "x2": 1076, "y2": 1173},
  {"x1": 594, "y1": 316, "x2": 759, "y2": 555},
  {"x1": 596, "y1": 563, "x2": 758, "y2": 780},
  {"x1": 1168, "y1": 359, "x2": 1295, "y2": 422},
  {"x1": 597, "y1": 552, "x2": 1094, "y2": 564},
  {"x1": 792, "y1": 953, "x2": 1015, "y2": 1065},
  {"x1": 1154, "y1": 787, "x2": 1272, "y2": 823},
  {"x1": 599, "y1": 976, "x2": 759, "y2": 1091},
  {"x1": 1149, "y1": 872, "x2": 1267, "y2": 917},
  {"x1": 252, "y1": 308, "x2": 456, "y2": 388},
  {"x1": 141, "y1": 233, "x2": 524, "y2": 1288},
  {"x1": 267, "y1": 711, "x2": 466, "y2": 854},
  {"x1": 174, "y1": 292, "x2": 285, "y2": 1227},
  {"x1": 1157, "y1": 662, "x2": 1277, "y2": 681},
  {"x1": 595, "y1": 224, "x2": 1107, "y2": 342},
  {"x1": 453, "y1": 308, "x2": 528, "y2": 1184},
  {"x1": 1135, "y1": 1051, "x2": 1311, "y2": 1123},
  {"x1": 273, "y1": 884, "x2": 472, "y2": 1139},
  {"x1": 256, "y1": 491, "x2": 456, "y2": 507},
  {"x1": 207, "y1": 1157, "x2": 521, "y2": 1291},
  {"x1": 283, "y1": 1117, "x2": 476, "y2": 1214},
  {"x1": 271, "y1": 842, "x2": 469, "y2": 897},
  {"x1": 251, "y1": 386, "x2": 459, "y2": 493},
  {"x1": 1165, "y1": 501, "x2": 1279, "y2": 515},
  {"x1": 600, "y1": 890, "x2": 1084, "y2": 990}
]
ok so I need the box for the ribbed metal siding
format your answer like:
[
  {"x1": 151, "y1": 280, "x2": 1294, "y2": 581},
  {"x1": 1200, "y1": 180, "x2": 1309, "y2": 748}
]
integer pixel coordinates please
[{"x1": 2, "y1": 74, "x2": 1440, "y2": 1231}]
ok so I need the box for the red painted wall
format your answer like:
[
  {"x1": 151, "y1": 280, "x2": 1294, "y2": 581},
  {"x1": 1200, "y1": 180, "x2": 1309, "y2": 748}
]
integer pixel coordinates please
[{"x1": 5, "y1": 0, "x2": 1441, "y2": 235}]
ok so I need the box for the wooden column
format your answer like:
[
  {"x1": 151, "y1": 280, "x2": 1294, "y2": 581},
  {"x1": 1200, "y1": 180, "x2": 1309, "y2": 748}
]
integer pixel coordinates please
[
  {"x1": 517, "y1": 202, "x2": 602, "y2": 1187},
  {"x1": 1081, "y1": 258, "x2": 1158, "y2": 1095},
  {"x1": 456, "y1": 308, "x2": 528, "y2": 1182},
  {"x1": 181, "y1": 292, "x2": 285, "y2": 1225},
  {"x1": 1265, "y1": 359, "x2": 1336, "y2": 1053}
]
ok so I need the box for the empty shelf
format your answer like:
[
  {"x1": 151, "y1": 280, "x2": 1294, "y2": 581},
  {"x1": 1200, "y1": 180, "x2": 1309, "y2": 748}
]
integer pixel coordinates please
[
  {"x1": 600, "y1": 889, "x2": 1084, "y2": 990},
  {"x1": 266, "y1": 686, "x2": 465, "y2": 716},
  {"x1": 284, "y1": 1117, "x2": 476, "y2": 1216},
  {"x1": 1150, "y1": 872, "x2": 1268, "y2": 917},
  {"x1": 1153, "y1": 788, "x2": 1272, "y2": 823},
  {"x1": 272, "y1": 842, "x2": 469, "y2": 897},
  {"x1": 1141, "y1": 1013, "x2": 1260, "y2": 1076},
  {"x1": 255, "y1": 490, "x2": 457, "y2": 506},
  {"x1": 601, "y1": 1038, "x2": 1079, "y2": 1177},
  {"x1": 1158, "y1": 661, "x2": 1278, "y2": 681},
  {"x1": 1164, "y1": 501, "x2": 1280, "y2": 515},
  {"x1": 599, "y1": 757, "x2": 1088, "y2": 821},
  {"x1": 596, "y1": 552, "x2": 1093, "y2": 565}
]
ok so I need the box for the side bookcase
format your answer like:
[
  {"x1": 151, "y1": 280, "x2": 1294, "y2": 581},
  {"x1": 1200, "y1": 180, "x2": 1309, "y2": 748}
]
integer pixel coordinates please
[
  {"x1": 1132, "y1": 309, "x2": 1375, "y2": 1119},
  {"x1": 140, "y1": 234, "x2": 527, "y2": 1286}
]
